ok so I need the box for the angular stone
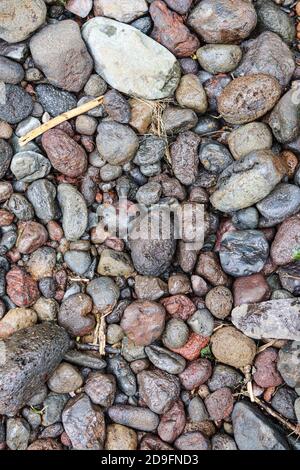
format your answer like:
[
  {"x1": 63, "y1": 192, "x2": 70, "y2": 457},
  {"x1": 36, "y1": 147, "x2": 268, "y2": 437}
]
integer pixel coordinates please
[
  {"x1": 137, "y1": 369, "x2": 180, "y2": 414},
  {"x1": 170, "y1": 130, "x2": 199, "y2": 184},
  {"x1": 0, "y1": 323, "x2": 69, "y2": 416},
  {"x1": 10, "y1": 151, "x2": 51, "y2": 183},
  {"x1": 82, "y1": 17, "x2": 181, "y2": 100},
  {"x1": 97, "y1": 248, "x2": 134, "y2": 277},
  {"x1": 0, "y1": 0, "x2": 46, "y2": 43},
  {"x1": 30, "y1": 20, "x2": 93, "y2": 92},
  {"x1": 232, "y1": 299, "x2": 300, "y2": 341}
]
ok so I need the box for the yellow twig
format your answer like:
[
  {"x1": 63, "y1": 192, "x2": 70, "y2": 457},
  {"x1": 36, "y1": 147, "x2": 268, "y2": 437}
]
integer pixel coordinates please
[{"x1": 19, "y1": 95, "x2": 104, "y2": 146}]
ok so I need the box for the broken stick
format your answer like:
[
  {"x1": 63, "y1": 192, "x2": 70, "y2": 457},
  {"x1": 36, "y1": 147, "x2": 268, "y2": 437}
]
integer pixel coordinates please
[{"x1": 18, "y1": 95, "x2": 104, "y2": 147}]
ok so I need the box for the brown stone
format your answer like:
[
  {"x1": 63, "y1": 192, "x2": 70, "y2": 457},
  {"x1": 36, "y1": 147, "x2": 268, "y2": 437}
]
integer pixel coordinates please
[
  {"x1": 253, "y1": 348, "x2": 283, "y2": 388},
  {"x1": 175, "y1": 75, "x2": 208, "y2": 114},
  {"x1": 129, "y1": 98, "x2": 153, "y2": 134},
  {"x1": 150, "y1": 1, "x2": 199, "y2": 58},
  {"x1": 6, "y1": 267, "x2": 39, "y2": 307},
  {"x1": 164, "y1": 0, "x2": 193, "y2": 14},
  {"x1": 161, "y1": 295, "x2": 196, "y2": 321},
  {"x1": 16, "y1": 221, "x2": 48, "y2": 254},
  {"x1": 58, "y1": 293, "x2": 95, "y2": 337},
  {"x1": 105, "y1": 424, "x2": 137, "y2": 451},
  {"x1": 140, "y1": 434, "x2": 174, "y2": 450},
  {"x1": 233, "y1": 274, "x2": 270, "y2": 306},
  {"x1": 42, "y1": 129, "x2": 87, "y2": 177},
  {"x1": 137, "y1": 369, "x2": 181, "y2": 414},
  {"x1": 179, "y1": 359, "x2": 212, "y2": 390},
  {"x1": 196, "y1": 252, "x2": 230, "y2": 286},
  {"x1": 168, "y1": 273, "x2": 191, "y2": 295},
  {"x1": 211, "y1": 326, "x2": 256, "y2": 368},
  {"x1": 120, "y1": 300, "x2": 166, "y2": 346},
  {"x1": 171, "y1": 131, "x2": 200, "y2": 186},
  {"x1": 170, "y1": 332, "x2": 209, "y2": 361},
  {"x1": 27, "y1": 439, "x2": 63, "y2": 450},
  {"x1": 157, "y1": 400, "x2": 186, "y2": 443},
  {"x1": 205, "y1": 387, "x2": 233, "y2": 421},
  {"x1": 84, "y1": 372, "x2": 116, "y2": 407},
  {"x1": 205, "y1": 286, "x2": 233, "y2": 319},
  {"x1": 271, "y1": 215, "x2": 300, "y2": 266}
]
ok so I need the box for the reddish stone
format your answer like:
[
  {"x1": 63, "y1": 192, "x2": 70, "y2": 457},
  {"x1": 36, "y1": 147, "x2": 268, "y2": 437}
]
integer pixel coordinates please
[
  {"x1": 161, "y1": 295, "x2": 196, "y2": 320},
  {"x1": 55, "y1": 269, "x2": 68, "y2": 289},
  {"x1": 179, "y1": 358, "x2": 212, "y2": 390},
  {"x1": 27, "y1": 439, "x2": 63, "y2": 450},
  {"x1": 120, "y1": 300, "x2": 166, "y2": 346},
  {"x1": 196, "y1": 252, "x2": 230, "y2": 286},
  {"x1": 47, "y1": 221, "x2": 64, "y2": 242},
  {"x1": 157, "y1": 400, "x2": 186, "y2": 443},
  {"x1": 60, "y1": 432, "x2": 72, "y2": 447},
  {"x1": 81, "y1": 136, "x2": 95, "y2": 153},
  {"x1": 0, "y1": 209, "x2": 14, "y2": 226},
  {"x1": 204, "y1": 387, "x2": 233, "y2": 421},
  {"x1": 170, "y1": 332, "x2": 209, "y2": 361},
  {"x1": 174, "y1": 431, "x2": 210, "y2": 450},
  {"x1": 6, "y1": 248, "x2": 21, "y2": 263},
  {"x1": 280, "y1": 150, "x2": 298, "y2": 178},
  {"x1": 233, "y1": 273, "x2": 271, "y2": 306},
  {"x1": 271, "y1": 215, "x2": 300, "y2": 266},
  {"x1": 215, "y1": 219, "x2": 236, "y2": 251},
  {"x1": 253, "y1": 348, "x2": 283, "y2": 388},
  {"x1": 262, "y1": 257, "x2": 277, "y2": 276},
  {"x1": 55, "y1": 121, "x2": 75, "y2": 137},
  {"x1": 104, "y1": 237, "x2": 125, "y2": 252},
  {"x1": 42, "y1": 129, "x2": 87, "y2": 177},
  {"x1": 16, "y1": 221, "x2": 48, "y2": 254},
  {"x1": 6, "y1": 266, "x2": 39, "y2": 307},
  {"x1": 150, "y1": 0, "x2": 199, "y2": 58},
  {"x1": 140, "y1": 435, "x2": 174, "y2": 451}
]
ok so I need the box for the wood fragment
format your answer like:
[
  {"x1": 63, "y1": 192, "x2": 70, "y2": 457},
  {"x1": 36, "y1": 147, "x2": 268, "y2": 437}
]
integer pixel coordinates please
[
  {"x1": 257, "y1": 340, "x2": 277, "y2": 354},
  {"x1": 19, "y1": 95, "x2": 104, "y2": 147}
]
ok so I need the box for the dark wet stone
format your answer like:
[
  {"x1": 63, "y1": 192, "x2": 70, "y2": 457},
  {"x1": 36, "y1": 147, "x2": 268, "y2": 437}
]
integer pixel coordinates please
[
  {"x1": 271, "y1": 386, "x2": 297, "y2": 421},
  {"x1": 257, "y1": 183, "x2": 300, "y2": 227},
  {"x1": 107, "y1": 355, "x2": 137, "y2": 396},
  {"x1": 0, "y1": 84, "x2": 33, "y2": 124},
  {"x1": 199, "y1": 139, "x2": 233, "y2": 174},
  {"x1": 145, "y1": 345, "x2": 186, "y2": 374},
  {"x1": 138, "y1": 369, "x2": 181, "y2": 414},
  {"x1": 0, "y1": 139, "x2": 13, "y2": 179},
  {"x1": 256, "y1": 0, "x2": 295, "y2": 44}
]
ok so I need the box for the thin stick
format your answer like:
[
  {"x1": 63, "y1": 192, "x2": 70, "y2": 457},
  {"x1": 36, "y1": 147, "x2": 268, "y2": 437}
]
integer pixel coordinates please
[
  {"x1": 19, "y1": 95, "x2": 104, "y2": 147},
  {"x1": 257, "y1": 340, "x2": 277, "y2": 354}
]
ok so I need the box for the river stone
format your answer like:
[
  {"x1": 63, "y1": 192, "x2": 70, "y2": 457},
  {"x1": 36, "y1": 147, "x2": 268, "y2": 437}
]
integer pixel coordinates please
[
  {"x1": 108, "y1": 405, "x2": 159, "y2": 432},
  {"x1": 232, "y1": 299, "x2": 300, "y2": 341},
  {"x1": 105, "y1": 424, "x2": 137, "y2": 451},
  {"x1": 107, "y1": 355, "x2": 137, "y2": 396},
  {"x1": 30, "y1": 20, "x2": 93, "y2": 92},
  {"x1": 256, "y1": 184, "x2": 300, "y2": 227},
  {"x1": 0, "y1": 0, "x2": 46, "y2": 43},
  {"x1": 121, "y1": 300, "x2": 165, "y2": 346},
  {"x1": 163, "y1": 105, "x2": 198, "y2": 135},
  {"x1": 62, "y1": 394, "x2": 105, "y2": 450},
  {"x1": 57, "y1": 184, "x2": 88, "y2": 241},
  {"x1": 64, "y1": 350, "x2": 106, "y2": 370},
  {"x1": 58, "y1": 293, "x2": 94, "y2": 337},
  {"x1": 269, "y1": 88, "x2": 300, "y2": 144},
  {"x1": 187, "y1": 0, "x2": 257, "y2": 44},
  {"x1": 82, "y1": 17, "x2": 181, "y2": 100},
  {"x1": 94, "y1": 0, "x2": 148, "y2": 23},
  {"x1": 228, "y1": 123, "x2": 273, "y2": 161},
  {"x1": 277, "y1": 341, "x2": 300, "y2": 389},
  {"x1": 256, "y1": 0, "x2": 295, "y2": 44},
  {"x1": 217, "y1": 74, "x2": 281, "y2": 125},
  {"x1": 8, "y1": 194, "x2": 34, "y2": 221},
  {"x1": 145, "y1": 345, "x2": 186, "y2": 374},
  {"x1": 271, "y1": 215, "x2": 300, "y2": 266},
  {"x1": 0, "y1": 57, "x2": 24, "y2": 84},
  {"x1": 210, "y1": 150, "x2": 286, "y2": 213},
  {"x1": 0, "y1": 139, "x2": 13, "y2": 179},
  {"x1": 27, "y1": 179, "x2": 59, "y2": 223},
  {"x1": 0, "y1": 323, "x2": 69, "y2": 416},
  {"x1": 96, "y1": 121, "x2": 139, "y2": 166},
  {"x1": 36, "y1": 85, "x2": 77, "y2": 118},
  {"x1": 219, "y1": 230, "x2": 269, "y2": 277},
  {"x1": 86, "y1": 277, "x2": 120, "y2": 314},
  {"x1": 211, "y1": 326, "x2": 256, "y2": 368},
  {"x1": 196, "y1": 45, "x2": 242, "y2": 74},
  {"x1": 10, "y1": 151, "x2": 51, "y2": 183},
  {"x1": 235, "y1": 32, "x2": 295, "y2": 88},
  {"x1": 64, "y1": 251, "x2": 91, "y2": 276},
  {"x1": 137, "y1": 369, "x2": 180, "y2": 414},
  {"x1": 232, "y1": 401, "x2": 289, "y2": 450},
  {"x1": 171, "y1": 131, "x2": 200, "y2": 185},
  {"x1": 199, "y1": 139, "x2": 233, "y2": 174},
  {"x1": 0, "y1": 85, "x2": 33, "y2": 125}
]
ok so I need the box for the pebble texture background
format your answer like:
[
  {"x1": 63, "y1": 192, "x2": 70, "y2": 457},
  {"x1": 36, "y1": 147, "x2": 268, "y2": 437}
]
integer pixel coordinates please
[{"x1": 0, "y1": 0, "x2": 299, "y2": 452}]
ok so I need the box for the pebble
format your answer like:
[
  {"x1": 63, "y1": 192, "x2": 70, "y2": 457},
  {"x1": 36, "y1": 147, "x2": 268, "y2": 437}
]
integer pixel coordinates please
[
  {"x1": 253, "y1": 348, "x2": 283, "y2": 388},
  {"x1": 0, "y1": 140, "x2": 13, "y2": 180},
  {"x1": 48, "y1": 362, "x2": 83, "y2": 393},
  {"x1": 97, "y1": 248, "x2": 134, "y2": 277},
  {"x1": 171, "y1": 131, "x2": 200, "y2": 185},
  {"x1": 199, "y1": 139, "x2": 233, "y2": 174},
  {"x1": 10, "y1": 151, "x2": 51, "y2": 183},
  {"x1": 15, "y1": 117, "x2": 40, "y2": 138},
  {"x1": 205, "y1": 387, "x2": 233, "y2": 421},
  {"x1": 193, "y1": 116, "x2": 220, "y2": 136},
  {"x1": 163, "y1": 105, "x2": 198, "y2": 135},
  {"x1": 196, "y1": 45, "x2": 242, "y2": 74},
  {"x1": 205, "y1": 286, "x2": 233, "y2": 319},
  {"x1": 232, "y1": 299, "x2": 300, "y2": 341},
  {"x1": 179, "y1": 359, "x2": 212, "y2": 390},
  {"x1": 187, "y1": 0, "x2": 257, "y2": 43},
  {"x1": 257, "y1": 0, "x2": 295, "y2": 43},
  {"x1": 212, "y1": 433, "x2": 237, "y2": 450},
  {"x1": 108, "y1": 405, "x2": 159, "y2": 432},
  {"x1": 269, "y1": 88, "x2": 299, "y2": 144},
  {"x1": 232, "y1": 401, "x2": 289, "y2": 450},
  {"x1": 145, "y1": 345, "x2": 186, "y2": 374},
  {"x1": 84, "y1": 372, "x2": 116, "y2": 407},
  {"x1": 84, "y1": 74, "x2": 107, "y2": 97},
  {"x1": 218, "y1": 74, "x2": 281, "y2": 125},
  {"x1": 105, "y1": 424, "x2": 137, "y2": 451},
  {"x1": 16, "y1": 220, "x2": 48, "y2": 254},
  {"x1": 82, "y1": 17, "x2": 180, "y2": 100},
  {"x1": 271, "y1": 215, "x2": 300, "y2": 266},
  {"x1": 228, "y1": 123, "x2": 273, "y2": 161},
  {"x1": 162, "y1": 318, "x2": 189, "y2": 349},
  {"x1": 0, "y1": 307, "x2": 37, "y2": 340},
  {"x1": 0, "y1": 323, "x2": 69, "y2": 416},
  {"x1": 6, "y1": 266, "x2": 39, "y2": 307},
  {"x1": 0, "y1": 0, "x2": 46, "y2": 43},
  {"x1": 188, "y1": 396, "x2": 208, "y2": 422},
  {"x1": 27, "y1": 179, "x2": 58, "y2": 223},
  {"x1": 0, "y1": 122, "x2": 13, "y2": 140},
  {"x1": 158, "y1": 400, "x2": 186, "y2": 443},
  {"x1": 129, "y1": 98, "x2": 153, "y2": 134},
  {"x1": 295, "y1": 398, "x2": 300, "y2": 424},
  {"x1": 30, "y1": 20, "x2": 93, "y2": 92},
  {"x1": 94, "y1": 0, "x2": 148, "y2": 23},
  {"x1": 86, "y1": 277, "x2": 120, "y2": 314},
  {"x1": 0, "y1": 84, "x2": 33, "y2": 125},
  {"x1": 6, "y1": 418, "x2": 30, "y2": 450},
  {"x1": 208, "y1": 364, "x2": 243, "y2": 392},
  {"x1": 211, "y1": 326, "x2": 256, "y2": 368},
  {"x1": 103, "y1": 89, "x2": 131, "y2": 124},
  {"x1": 220, "y1": 230, "x2": 269, "y2": 277},
  {"x1": 174, "y1": 431, "x2": 210, "y2": 451},
  {"x1": 138, "y1": 369, "x2": 180, "y2": 414},
  {"x1": 42, "y1": 130, "x2": 87, "y2": 177},
  {"x1": 64, "y1": 250, "x2": 91, "y2": 275},
  {"x1": 120, "y1": 300, "x2": 165, "y2": 346},
  {"x1": 36, "y1": 85, "x2": 77, "y2": 117},
  {"x1": 278, "y1": 262, "x2": 300, "y2": 296},
  {"x1": 210, "y1": 150, "x2": 286, "y2": 213},
  {"x1": 196, "y1": 252, "x2": 229, "y2": 286},
  {"x1": 277, "y1": 341, "x2": 300, "y2": 388},
  {"x1": 187, "y1": 309, "x2": 214, "y2": 337},
  {"x1": 168, "y1": 273, "x2": 191, "y2": 295},
  {"x1": 134, "y1": 136, "x2": 166, "y2": 167},
  {"x1": 121, "y1": 337, "x2": 146, "y2": 362},
  {"x1": 63, "y1": 350, "x2": 106, "y2": 370},
  {"x1": 161, "y1": 295, "x2": 196, "y2": 321},
  {"x1": 57, "y1": 183, "x2": 88, "y2": 241},
  {"x1": 96, "y1": 121, "x2": 139, "y2": 166},
  {"x1": 233, "y1": 274, "x2": 270, "y2": 306},
  {"x1": 164, "y1": 0, "x2": 193, "y2": 14},
  {"x1": 150, "y1": 1, "x2": 199, "y2": 57},
  {"x1": 62, "y1": 394, "x2": 105, "y2": 450},
  {"x1": 235, "y1": 32, "x2": 295, "y2": 88},
  {"x1": 0, "y1": 56, "x2": 24, "y2": 84},
  {"x1": 34, "y1": 297, "x2": 58, "y2": 322},
  {"x1": 66, "y1": 0, "x2": 93, "y2": 18},
  {"x1": 108, "y1": 355, "x2": 137, "y2": 396},
  {"x1": 28, "y1": 439, "x2": 62, "y2": 451},
  {"x1": 42, "y1": 393, "x2": 69, "y2": 427},
  {"x1": 136, "y1": 182, "x2": 161, "y2": 205},
  {"x1": 271, "y1": 386, "x2": 297, "y2": 421},
  {"x1": 257, "y1": 183, "x2": 300, "y2": 227},
  {"x1": 58, "y1": 293, "x2": 95, "y2": 337}
]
